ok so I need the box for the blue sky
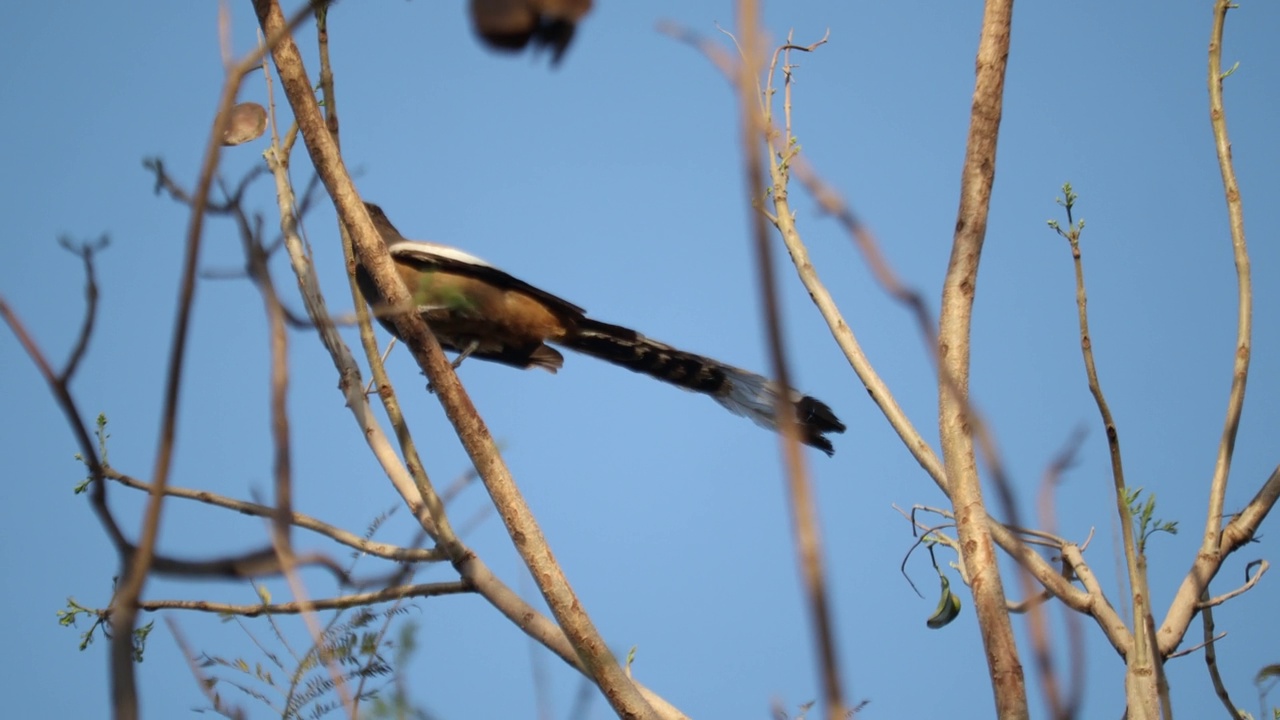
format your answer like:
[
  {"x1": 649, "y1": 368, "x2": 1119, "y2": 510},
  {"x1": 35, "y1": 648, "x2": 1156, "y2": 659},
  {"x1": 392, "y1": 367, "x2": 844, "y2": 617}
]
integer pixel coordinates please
[{"x1": 2, "y1": 2, "x2": 1277, "y2": 718}]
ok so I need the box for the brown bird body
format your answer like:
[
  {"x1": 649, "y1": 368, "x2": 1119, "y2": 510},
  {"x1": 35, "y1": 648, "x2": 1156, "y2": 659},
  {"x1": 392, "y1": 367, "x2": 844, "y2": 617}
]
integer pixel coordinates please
[{"x1": 355, "y1": 202, "x2": 846, "y2": 454}]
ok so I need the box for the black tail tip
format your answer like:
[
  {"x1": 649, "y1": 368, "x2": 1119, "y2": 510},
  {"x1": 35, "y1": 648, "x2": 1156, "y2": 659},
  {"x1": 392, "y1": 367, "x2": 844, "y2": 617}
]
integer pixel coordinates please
[
  {"x1": 533, "y1": 19, "x2": 577, "y2": 64},
  {"x1": 797, "y1": 396, "x2": 846, "y2": 457}
]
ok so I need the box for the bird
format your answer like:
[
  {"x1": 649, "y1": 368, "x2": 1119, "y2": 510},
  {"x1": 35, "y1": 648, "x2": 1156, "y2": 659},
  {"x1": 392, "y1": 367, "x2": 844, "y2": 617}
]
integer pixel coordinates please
[
  {"x1": 353, "y1": 202, "x2": 846, "y2": 455},
  {"x1": 468, "y1": 0, "x2": 592, "y2": 65}
]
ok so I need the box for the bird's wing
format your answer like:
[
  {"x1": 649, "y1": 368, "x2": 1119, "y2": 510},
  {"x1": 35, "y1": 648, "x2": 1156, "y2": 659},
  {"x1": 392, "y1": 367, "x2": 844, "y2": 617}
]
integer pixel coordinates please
[{"x1": 387, "y1": 240, "x2": 587, "y2": 318}]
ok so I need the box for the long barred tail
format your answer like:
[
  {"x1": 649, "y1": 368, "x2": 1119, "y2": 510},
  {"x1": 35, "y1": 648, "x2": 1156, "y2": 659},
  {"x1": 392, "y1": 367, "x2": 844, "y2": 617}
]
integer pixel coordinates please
[{"x1": 560, "y1": 318, "x2": 846, "y2": 455}]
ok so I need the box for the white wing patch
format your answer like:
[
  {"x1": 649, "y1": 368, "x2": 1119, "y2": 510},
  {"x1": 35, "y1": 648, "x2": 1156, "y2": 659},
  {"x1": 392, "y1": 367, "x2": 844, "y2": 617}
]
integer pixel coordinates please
[{"x1": 389, "y1": 240, "x2": 496, "y2": 270}]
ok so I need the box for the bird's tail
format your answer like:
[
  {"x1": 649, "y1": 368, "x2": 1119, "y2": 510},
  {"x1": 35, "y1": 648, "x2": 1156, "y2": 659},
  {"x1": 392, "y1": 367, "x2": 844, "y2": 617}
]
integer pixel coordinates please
[{"x1": 560, "y1": 318, "x2": 845, "y2": 454}]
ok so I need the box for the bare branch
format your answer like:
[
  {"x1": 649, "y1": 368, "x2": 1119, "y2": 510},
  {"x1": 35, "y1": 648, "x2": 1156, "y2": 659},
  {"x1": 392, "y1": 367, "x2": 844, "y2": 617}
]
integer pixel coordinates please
[
  {"x1": 1007, "y1": 590, "x2": 1052, "y2": 615},
  {"x1": 142, "y1": 581, "x2": 472, "y2": 616},
  {"x1": 1165, "y1": 631, "x2": 1225, "y2": 660},
  {"x1": 1201, "y1": 0, "x2": 1254, "y2": 559},
  {"x1": 740, "y1": 18, "x2": 846, "y2": 718},
  {"x1": 110, "y1": 5, "x2": 327, "y2": 715},
  {"x1": 935, "y1": 3, "x2": 1025, "y2": 717},
  {"x1": 1154, "y1": 0, "x2": 1273, "y2": 661},
  {"x1": 1198, "y1": 560, "x2": 1267, "y2": 609},
  {"x1": 1051, "y1": 186, "x2": 1163, "y2": 714},
  {"x1": 252, "y1": 3, "x2": 661, "y2": 717},
  {"x1": 1, "y1": 275, "x2": 134, "y2": 570},
  {"x1": 1154, "y1": 471, "x2": 1276, "y2": 650},
  {"x1": 167, "y1": 616, "x2": 248, "y2": 720},
  {"x1": 1036, "y1": 428, "x2": 1090, "y2": 719},
  {"x1": 664, "y1": 28, "x2": 1099, "y2": 649},
  {"x1": 55, "y1": 236, "x2": 109, "y2": 382},
  {"x1": 1061, "y1": 545, "x2": 1132, "y2": 656},
  {"x1": 255, "y1": 39, "x2": 692, "y2": 720},
  {"x1": 105, "y1": 470, "x2": 444, "y2": 563},
  {"x1": 1198, "y1": 601, "x2": 1240, "y2": 718}
]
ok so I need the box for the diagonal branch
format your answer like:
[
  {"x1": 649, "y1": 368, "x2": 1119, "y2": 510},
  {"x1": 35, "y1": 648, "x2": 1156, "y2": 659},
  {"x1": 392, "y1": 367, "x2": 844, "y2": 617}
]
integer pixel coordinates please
[
  {"x1": 1159, "y1": 465, "x2": 1280, "y2": 655},
  {"x1": 1198, "y1": 559, "x2": 1267, "y2": 610},
  {"x1": 257, "y1": 58, "x2": 685, "y2": 720},
  {"x1": 251, "y1": 3, "x2": 659, "y2": 717}
]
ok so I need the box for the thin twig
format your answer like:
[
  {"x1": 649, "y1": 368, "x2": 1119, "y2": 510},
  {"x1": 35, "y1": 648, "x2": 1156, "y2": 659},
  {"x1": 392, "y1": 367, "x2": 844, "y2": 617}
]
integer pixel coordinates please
[
  {"x1": 1055, "y1": 189, "x2": 1160, "y2": 715},
  {"x1": 1006, "y1": 590, "x2": 1053, "y2": 614},
  {"x1": 57, "y1": 236, "x2": 108, "y2": 382},
  {"x1": 167, "y1": 616, "x2": 248, "y2": 720},
  {"x1": 1166, "y1": 629, "x2": 1225, "y2": 660},
  {"x1": 142, "y1": 581, "x2": 472, "y2": 616},
  {"x1": 105, "y1": 469, "x2": 443, "y2": 563},
  {"x1": 1199, "y1": 599, "x2": 1240, "y2": 718},
  {"x1": 897, "y1": 518, "x2": 959, "y2": 599},
  {"x1": 306, "y1": 12, "x2": 412, "y2": 709},
  {"x1": 1027, "y1": 425, "x2": 1087, "y2": 718},
  {"x1": 1198, "y1": 559, "x2": 1267, "y2": 609},
  {"x1": 227, "y1": 176, "x2": 356, "y2": 716}
]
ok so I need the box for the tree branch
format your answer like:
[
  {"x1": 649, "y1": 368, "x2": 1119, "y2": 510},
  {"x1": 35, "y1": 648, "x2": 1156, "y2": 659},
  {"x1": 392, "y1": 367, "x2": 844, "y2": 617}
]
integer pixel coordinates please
[
  {"x1": 105, "y1": 469, "x2": 444, "y2": 563},
  {"x1": 1201, "y1": 0, "x2": 1253, "y2": 559},
  {"x1": 937, "y1": 3, "x2": 1024, "y2": 719},
  {"x1": 733, "y1": 14, "x2": 846, "y2": 720},
  {"x1": 251, "y1": 3, "x2": 659, "y2": 717},
  {"x1": 106, "y1": 6, "x2": 324, "y2": 715},
  {"x1": 142, "y1": 581, "x2": 473, "y2": 616}
]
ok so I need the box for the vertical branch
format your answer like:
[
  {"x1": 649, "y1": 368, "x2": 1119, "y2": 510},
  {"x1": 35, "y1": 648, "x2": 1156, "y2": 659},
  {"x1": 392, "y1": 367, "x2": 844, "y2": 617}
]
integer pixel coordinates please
[
  {"x1": 259, "y1": 221, "x2": 295, "y2": 575},
  {"x1": 228, "y1": 196, "x2": 357, "y2": 716},
  {"x1": 936, "y1": 1, "x2": 1025, "y2": 719},
  {"x1": 216, "y1": 204, "x2": 297, "y2": 539},
  {"x1": 314, "y1": 2, "x2": 340, "y2": 143},
  {"x1": 735, "y1": 7, "x2": 846, "y2": 720},
  {"x1": 1056, "y1": 191, "x2": 1162, "y2": 717},
  {"x1": 108, "y1": 41, "x2": 276, "y2": 720},
  {"x1": 1202, "y1": 0, "x2": 1252, "y2": 555},
  {"x1": 1155, "y1": 2, "x2": 1274, "y2": 663},
  {"x1": 1028, "y1": 430, "x2": 1088, "y2": 719},
  {"x1": 1146, "y1": 4, "x2": 1256, "y2": 710},
  {"x1": 104, "y1": 7, "x2": 318, "y2": 714}
]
